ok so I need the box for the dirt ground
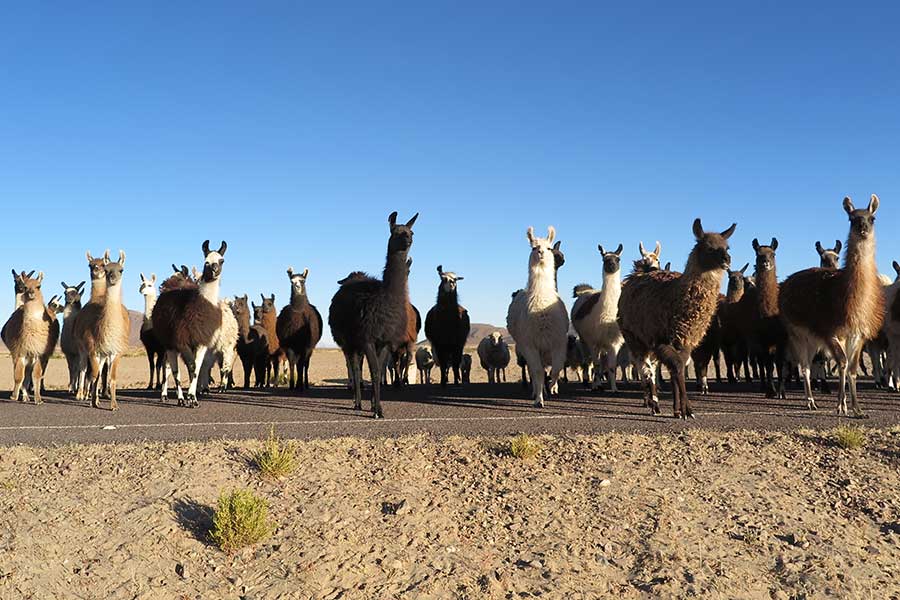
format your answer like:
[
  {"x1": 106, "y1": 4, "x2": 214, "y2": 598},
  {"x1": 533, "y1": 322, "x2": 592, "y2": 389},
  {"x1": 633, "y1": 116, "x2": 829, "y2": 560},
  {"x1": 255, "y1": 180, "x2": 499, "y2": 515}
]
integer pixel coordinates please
[{"x1": 2, "y1": 428, "x2": 900, "y2": 599}]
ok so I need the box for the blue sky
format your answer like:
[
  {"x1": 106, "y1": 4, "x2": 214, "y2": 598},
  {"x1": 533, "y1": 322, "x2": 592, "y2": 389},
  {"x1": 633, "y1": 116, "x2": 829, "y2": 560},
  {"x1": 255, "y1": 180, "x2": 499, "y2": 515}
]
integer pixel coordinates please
[{"x1": 2, "y1": 2, "x2": 899, "y2": 345}]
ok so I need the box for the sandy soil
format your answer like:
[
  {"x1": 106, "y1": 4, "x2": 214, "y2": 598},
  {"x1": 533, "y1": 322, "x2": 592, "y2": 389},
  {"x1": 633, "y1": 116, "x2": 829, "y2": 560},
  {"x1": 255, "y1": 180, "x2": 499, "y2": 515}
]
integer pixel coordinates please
[{"x1": 2, "y1": 428, "x2": 899, "y2": 598}]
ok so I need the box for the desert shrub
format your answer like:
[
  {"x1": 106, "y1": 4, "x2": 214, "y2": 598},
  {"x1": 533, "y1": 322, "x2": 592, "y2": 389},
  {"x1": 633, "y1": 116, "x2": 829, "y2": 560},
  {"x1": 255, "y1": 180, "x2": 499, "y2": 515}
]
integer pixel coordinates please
[
  {"x1": 506, "y1": 433, "x2": 542, "y2": 460},
  {"x1": 832, "y1": 426, "x2": 866, "y2": 450},
  {"x1": 253, "y1": 426, "x2": 297, "y2": 479},
  {"x1": 209, "y1": 488, "x2": 275, "y2": 553}
]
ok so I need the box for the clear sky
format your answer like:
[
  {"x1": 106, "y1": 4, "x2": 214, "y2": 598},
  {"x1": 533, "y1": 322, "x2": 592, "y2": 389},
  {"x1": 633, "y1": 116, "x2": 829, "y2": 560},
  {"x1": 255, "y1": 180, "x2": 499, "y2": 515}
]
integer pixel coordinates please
[{"x1": 2, "y1": 2, "x2": 899, "y2": 346}]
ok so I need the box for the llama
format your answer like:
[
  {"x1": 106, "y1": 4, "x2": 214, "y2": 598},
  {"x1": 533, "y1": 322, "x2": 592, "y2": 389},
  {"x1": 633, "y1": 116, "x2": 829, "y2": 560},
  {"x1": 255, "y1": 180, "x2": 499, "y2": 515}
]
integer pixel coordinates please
[
  {"x1": 59, "y1": 280, "x2": 86, "y2": 393},
  {"x1": 717, "y1": 263, "x2": 752, "y2": 384},
  {"x1": 415, "y1": 346, "x2": 435, "y2": 384},
  {"x1": 478, "y1": 331, "x2": 511, "y2": 383},
  {"x1": 633, "y1": 241, "x2": 662, "y2": 274},
  {"x1": 618, "y1": 219, "x2": 736, "y2": 417},
  {"x1": 161, "y1": 264, "x2": 196, "y2": 292},
  {"x1": 75, "y1": 251, "x2": 131, "y2": 409},
  {"x1": 562, "y1": 334, "x2": 586, "y2": 384},
  {"x1": 816, "y1": 240, "x2": 842, "y2": 269},
  {"x1": 389, "y1": 259, "x2": 421, "y2": 387},
  {"x1": 747, "y1": 238, "x2": 787, "y2": 398},
  {"x1": 425, "y1": 266, "x2": 471, "y2": 386},
  {"x1": 72, "y1": 251, "x2": 111, "y2": 400},
  {"x1": 571, "y1": 243, "x2": 625, "y2": 392},
  {"x1": 232, "y1": 295, "x2": 269, "y2": 388},
  {"x1": 779, "y1": 195, "x2": 884, "y2": 416},
  {"x1": 461, "y1": 354, "x2": 472, "y2": 383},
  {"x1": 198, "y1": 298, "x2": 239, "y2": 394},
  {"x1": 328, "y1": 211, "x2": 418, "y2": 418},
  {"x1": 811, "y1": 241, "x2": 843, "y2": 392},
  {"x1": 259, "y1": 294, "x2": 281, "y2": 386},
  {"x1": 138, "y1": 273, "x2": 165, "y2": 390},
  {"x1": 276, "y1": 267, "x2": 323, "y2": 392},
  {"x1": 151, "y1": 240, "x2": 228, "y2": 407},
  {"x1": 507, "y1": 226, "x2": 569, "y2": 407},
  {"x1": 2, "y1": 273, "x2": 59, "y2": 404}
]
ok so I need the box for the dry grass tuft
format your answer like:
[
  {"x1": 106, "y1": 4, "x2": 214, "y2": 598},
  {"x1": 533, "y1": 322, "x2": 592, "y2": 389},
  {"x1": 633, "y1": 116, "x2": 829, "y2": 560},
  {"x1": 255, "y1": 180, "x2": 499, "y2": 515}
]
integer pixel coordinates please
[
  {"x1": 833, "y1": 425, "x2": 866, "y2": 450},
  {"x1": 253, "y1": 426, "x2": 297, "y2": 479},
  {"x1": 505, "y1": 433, "x2": 542, "y2": 460},
  {"x1": 209, "y1": 488, "x2": 275, "y2": 553}
]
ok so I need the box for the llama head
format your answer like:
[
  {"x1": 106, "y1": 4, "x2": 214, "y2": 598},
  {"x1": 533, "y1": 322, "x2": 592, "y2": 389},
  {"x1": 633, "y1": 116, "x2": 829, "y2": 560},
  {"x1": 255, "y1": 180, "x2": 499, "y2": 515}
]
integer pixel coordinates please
[
  {"x1": 252, "y1": 301, "x2": 265, "y2": 323},
  {"x1": 86, "y1": 250, "x2": 108, "y2": 282},
  {"x1": 751, "y1": 238, "x2": 778, "y2": 273},
  {"x1": 260, "y1": 293, "x2": 276, "y2": 312},
  {"x1": 436, "y1": 265, "x2": 463, "y2": 294},
  {"x1": 104, "y1": 250, "x2": 126, "y2": 286},
  {"x1": 337, "y1": 271, "x2": 373, "y2": 286},
  {"x1": 61, "y1": 280, "x2": 86, "y2": 305},
  {"x1": 201, "y1": 240, "x2": 227, "y2": 282},
  {"x1": 46, "y1": 295, "x2": 64, "y2": 317},
  {"x1": 843, "y1": 195, "x2": 879, "y2": 241},
  {"x1": 636, "y1": 241, "x2": 662, "y2": 273},
  {"x1": 191, "y1": 266, "x2": 202, "y2": 282},
  {"x1": 22, "y1": 272, "x2": 44, "y2": 304},
  {"x1": 287, "y1": 266, "x2": 309, "y2": 297},
  {"x1": 691, "y1": 219, "x2": 735, "y2": 272},
  {"x1": 815, "y1": 239, "x2": 842, "y2": 269},
  {"x1": 13, "y1": 269, "x2": 35, "y2": 296},
  {"x1": 726, "y1": 263, "x2": 749, "y2": 296},
  {"x1": 231, "y1": 295, "x2": 250, "y2": 319},
  {"x1": 526, "y1": 226, "x2": 557, "y2": 272},
  {"x1": 138, "y1": 273, "x2": 157, "y2": 297},
  {"x1": 551, "y1": 240, "x2": 565, "y2": 272},
  {"x1": 597, "y1": 243, "x2": 623, "y2": 275},
  {"x1": 490, "y1": 331, "x2": 503, "y2": 346},
  {"x1": 387, "y1": 211, "x2": 418, "y2": 253}
]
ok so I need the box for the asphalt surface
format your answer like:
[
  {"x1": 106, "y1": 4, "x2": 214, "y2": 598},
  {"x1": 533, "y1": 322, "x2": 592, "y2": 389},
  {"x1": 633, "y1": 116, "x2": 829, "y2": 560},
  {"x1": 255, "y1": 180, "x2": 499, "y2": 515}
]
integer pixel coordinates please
[{"x1": 2, "y1": 378, "x2": 899, "y2": 446}]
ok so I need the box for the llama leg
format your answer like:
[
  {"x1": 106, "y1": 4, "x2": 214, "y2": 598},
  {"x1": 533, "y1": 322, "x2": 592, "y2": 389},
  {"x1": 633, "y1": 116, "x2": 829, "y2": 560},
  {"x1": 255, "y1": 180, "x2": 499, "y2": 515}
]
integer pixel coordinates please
[
  {"x1": 364, "y1": 343, "x2": 384, "y2": 418},
  {"x1": 606, "y1": 346, "x2": 619, "y2": 394},
  {"x1": 108, "y1": 354, "x2": 120, "y2": 411},
  {"x1": 826, "y1": 337, "x2": 849, "y2": 415},
  {"x1": 32, "y1": 358, "x2": 44, "y2": 405},
  {"x1": 847, "y1": 335, "x2": 866, "y2": 418},
  {"x1": 186, "y1": 346, "x2": 207, "y2": 407},
  {"x1": 519, "y1": 347, "x2": 544, "y2": 407},
  {"x1": 11, "y1": 356, "x2": 26, "y2": 402},
  {"x1": 349, "y1": 352, "x2": 363, "y2": 410},
  {"x1": 89, "y1": 355, "x2": 103, "y2": 409}
]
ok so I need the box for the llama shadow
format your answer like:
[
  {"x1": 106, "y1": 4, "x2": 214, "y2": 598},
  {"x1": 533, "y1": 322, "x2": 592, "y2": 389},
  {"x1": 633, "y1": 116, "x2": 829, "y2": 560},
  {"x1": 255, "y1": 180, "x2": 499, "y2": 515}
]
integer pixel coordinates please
[{"x1": 172, "y1": 497, "x2": 215, "y2": 545}]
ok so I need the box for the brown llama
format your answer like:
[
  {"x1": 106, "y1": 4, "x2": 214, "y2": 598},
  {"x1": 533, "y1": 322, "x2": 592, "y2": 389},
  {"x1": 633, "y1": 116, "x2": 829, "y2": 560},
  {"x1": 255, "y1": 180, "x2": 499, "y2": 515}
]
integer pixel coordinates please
[
  {"x1": 618, "y1": 219, "x2": 736, "y2": 418},
  {"x1": 258, "y1": 293, "x2": 281, "y2": 386},
  {"x1": 232, "y1": 295, "x2": 269, "y2": 388},
  {"x1": 2, "y1": 273, "x2": 59, "y2": 404},
  {"x1": 76, "y1": 251, "x2": 131, "y2": 410},
  {"x1": 328, "y1": 211, "x2": 418, "y2": 418},
  {"x1": 780, "y1": 195, "x2": 884, "y2": 416},
  {"x1": 747, "y1": 238, "x2": 787, "y2": 398},
  {"x1": 72, "y1": 250, "x2": 111, "y2": 400},
  {"x1": 59, "y1": 280, "x2": 86, "y2": 393},
  {"x1": 276, "y1": 268, "x2": 323, "y2": 392},
  {"x1": 716, "y1": 263, "x2": 751, "y2": 384},
  {"x1": 151, "y1": 241, "x2": 227, "y2": 407}
]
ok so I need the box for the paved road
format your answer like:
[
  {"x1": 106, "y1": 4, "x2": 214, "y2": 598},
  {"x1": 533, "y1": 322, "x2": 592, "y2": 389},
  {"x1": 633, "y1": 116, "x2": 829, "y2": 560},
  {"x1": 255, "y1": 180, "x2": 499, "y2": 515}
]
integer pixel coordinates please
[{"x1": 1, "y1": 380, "x2": 899, "y2": 446}]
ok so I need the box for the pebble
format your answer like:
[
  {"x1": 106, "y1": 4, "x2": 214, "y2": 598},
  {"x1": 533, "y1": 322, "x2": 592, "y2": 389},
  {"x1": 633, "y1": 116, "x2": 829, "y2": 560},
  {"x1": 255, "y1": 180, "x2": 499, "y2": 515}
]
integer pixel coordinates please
[{"x1": 599, "y1": 479, "x2": 611, "y2": 488}]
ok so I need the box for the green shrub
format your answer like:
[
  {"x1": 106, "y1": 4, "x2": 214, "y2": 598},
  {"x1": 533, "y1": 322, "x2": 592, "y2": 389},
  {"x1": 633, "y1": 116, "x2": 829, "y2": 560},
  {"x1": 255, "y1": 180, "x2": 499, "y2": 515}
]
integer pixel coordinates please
[
  {"x1": 253, "y1": 426, "x2": 297, "y2": 479},
  {"x1": 209, "y1": 488, "x2": 275, "y2": 553},
  {"x1": 507, "y1": 433, "x2": 542, "y2": 460},
  {"x1": 833, "y1": 426, "x2": 866, "y2": 450}
]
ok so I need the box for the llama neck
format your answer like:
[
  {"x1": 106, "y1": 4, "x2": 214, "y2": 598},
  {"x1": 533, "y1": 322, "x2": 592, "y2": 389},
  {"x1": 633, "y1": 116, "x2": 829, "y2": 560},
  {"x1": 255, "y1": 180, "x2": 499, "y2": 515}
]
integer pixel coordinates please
[
  {"x1": 527, "y1": 262, "x2": 557, "y2": 301},
  {"x1": 63, "y1": 301, "x2": 82, "y2": 321},
  {"x1": 237, "y1": 312, "x2": 251, "y2": 337},
  {"x1": 437, "y1": 289, "x2": 458, "y2": 307},
  {"x1": 24, "y1": 299, "x2": 44, "y2": 320},
  {"x1": 681, "y1": 249, "x2": 725, "y2": 293},
  {"x1": 89, "y1": 279, "x2": 107, "y2": 303},
  {"x1": 844, "y1": 233, "x2": 877, "y2": 278},
  {"x1": 601, "y1": 271, "x2": 621, "y2": 301},
  {"x1": 143, "y1": 293, "x2": 157, "y2": 323},
  {"x1": 14, "y1": 292, "x2": 24, "y2": 309},
  {"x1": 199, "y1": 278, "x2": 221, "y2": 304},
  {"x1": 104, "y1": 283, "x2": 123, "y2": 308},
  {"x1": 382, "y1": 250, "x2": 410, "y2": 298},
  {"x1": 290, "y1": 288, "x2": 309, "y2": 309},
  {"x1": 755, "y1": 268, "x2": 779, "y2": 316}
]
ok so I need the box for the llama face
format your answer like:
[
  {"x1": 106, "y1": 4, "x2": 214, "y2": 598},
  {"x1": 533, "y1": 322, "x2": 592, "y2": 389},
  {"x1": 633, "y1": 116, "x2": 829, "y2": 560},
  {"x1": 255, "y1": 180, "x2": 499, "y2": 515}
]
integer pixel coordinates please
[
  {"x1": 726, "y1": 263, "x2": 749, "y2": 296},
  {"x1": 691, "y1": 219, "x2": 735, "y2": 272},
  {"x1": 844, "y1": 195, "x2": 878, "y2": 240},
  {"x1": 598, "y1": 243, "x2": 623, "y2": 275},
  {"x1": 62, "y1": 281, "x2": 86, "y2": 305},
  {"x1": 526, "y1": 226, "x2": 557, "y2": 271},
  {"x1": 13, "y1": 270, "x2": 35, "y2": 295},
  {"x1": 252, "y1": 303, "x2": 266, "y2": 323},
  {"x1": 436, "y1": 265, "x2": 463, "y2": 293},
  {"x1": 231, "y1": 295, "x2": 250, "y2": 320},
  {"x1": 287, "y1": 267, "x2": 309, "y2": 297},
  {"x1": 260, "y1": 294, "x2": 276, "y2": 313},
  {"x1": 46, "y1": 295, "x2": 63, "y2": 316},
  {"x1": 201, "y1": 240, "x2": 227, "y2": 282},
  {"x1": 388, "y1": 212, "x2": 418, "y2": 253},
  {"x1": 752, "y1": 238, "x2": 778, "y2": 273},
  {"x1": 490, "y1": 331, "x2": 503, "y2": 346},
  {"x1": 86, "y1": 251, "x2": 108, "y2": 282},
  {"x1": 138, "y1": 273, "x2": 157, "y2": 297},
  {"x1": 816, "y1": 240, "x2": 841, "y2": 269},
  {"x1": 637, "y1": 241, "x2": 662, "y2": 272},
  {"x1": 22, "y1": 273, "x2": 44, "y2": 304},
  {"x1": 551, "y1": 241, "x2": 565, "y2": 272},
  {"x1": 105, "y1": 251, "x2": 126, "y2": 286}
]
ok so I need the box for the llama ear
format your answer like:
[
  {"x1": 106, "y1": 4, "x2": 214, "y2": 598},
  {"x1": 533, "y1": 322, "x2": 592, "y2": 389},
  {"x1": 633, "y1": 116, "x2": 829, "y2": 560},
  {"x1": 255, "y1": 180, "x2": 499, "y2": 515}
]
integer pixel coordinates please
[
  {"x1": 770, "y1": 238, "x2": 778, "y2": 251},
  {"x1": 140, "y1": 273, "x2": 146, "y2": 282},
  {"x1": 692, "y1": 219, "x2": 704, "y2": 240},
  {"x1": 437, "y1": 265, "x2": 443, "y2": 276},
  {"x1": 180, "y1": 265, "x2": 190, "y2": 277},
  {"x1": 36, "y1": 271, "x2": 44, "y2": 284},
  {"x1": 61, "y1": 281, "x2": 68, "y2": 289},
  {"x1": 720, "y1": 223, "x2": 736, "y2": 239},
  {"x1": 302, "y1": 268, "x2": 308, "y2": 279},
  {"x1": 893, "y1": 260, "x2": 900, "y2": 275},
  {"x1": 553, "y1": 240, "x2": 561, "y2": 251},
  {"x1": 77, "y1": 281, "x2": 85, "y2": 291},
  {"x1": 405, "y1": 213, "x2": 418, "y2": 228},
  {"x1": 815, "y1": 241, "x2": 824, "y2": 255},
  {"x1": 270, "y1": 293, "x2": 275, "y2": 302},
  {"x1": 388, "y1": 211, "x2": 398, "y2": 227},
  {"x1": 86, "y1": 251, "x2": 93, "y2": 263},
  {"x1": 598, "y1": 244, "x2": 605, "y2": 255},
  {"x1": 218, "y1": 241, "x2": 227, "y2": 256},
  {"x1": 150, "y1": 274, "x2": 156, "y2": 284},
  {"x1": 202, "y1": 240, "x2": 211, "y2": 256},
  {"x1": 752, "y1": 238, "x2": 760, "y2": 252},
  {"x1": 843, "y1": 196, "x2": 855, "y2": 215},
  {"x1": 287, "y1": 266, "x2": 294, "y2": 277},
  {"x1": 11, "y1": 269, "x2": 17, "y2": 279},
  {"x1": 654, "y1": 241, "x2": 661, "y2": 256},
  {"x1": 103, "y1": 249, "x2": 111, "y2": 264},
  {"x1": 835, "y1": 240, "x2": 842, "y2": 253},
  {"x1": 739, "y1": 262, "x2": 749, "y2": 274},
  {"x1": 639, "y1": 241, "x2": 646, "y2": 256},
  {"x1": 526, "y1": 227, "x2": 535, "y2": 245},
  {"x1": 547, "y1": 226, "x2": 556, "y2": 244},
  {"x1": 26, "y1": 270, "x2": 35, "y2": 279},
  {"x1": 868, "y1": 194, "x2": 879, "y2": 214},
  {"x1": 172, "y1": 264, "x2": 179, "y2": 274},
  {"x1": 664, "y1": 262, "x2": 671, "y2": 271},
  {"x1": 615, "y1": 243, "x2": 623, "y2": 256},
  {"x1": 260, "y1": 293, "x2": 266, "y2": 303},
  {"x1": 118, "y1": 250, "x2": 126, "y2": 266},
  {"x1": 456, "y1": 276, "x2": 464, "y2": 281}
]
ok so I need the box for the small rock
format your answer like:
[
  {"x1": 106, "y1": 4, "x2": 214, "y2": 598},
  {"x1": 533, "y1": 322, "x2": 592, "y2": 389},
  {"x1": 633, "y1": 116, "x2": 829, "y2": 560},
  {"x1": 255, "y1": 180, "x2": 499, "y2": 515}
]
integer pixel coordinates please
[
  {"x1": 175, "y1": 563, "x2": 186, "y2": 579},
  {"x1": 529, "y1": 560, "x2": 543, "y2": 569},
  {"x1": 599, "y1": 479, "x2": 612, "y2": 488}
]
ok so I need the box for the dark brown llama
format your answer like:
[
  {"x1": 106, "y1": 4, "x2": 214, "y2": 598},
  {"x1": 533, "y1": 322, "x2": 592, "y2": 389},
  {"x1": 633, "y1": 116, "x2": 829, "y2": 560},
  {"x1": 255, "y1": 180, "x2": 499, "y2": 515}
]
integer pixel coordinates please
[
  {"x1": 618, "y1": 219, "x2": 735, "y2": 418},
  {"x1": 328, "y1": 211, "x2": 418, "y2": 418},
  {"x1": 425, "y1": 265, "x2": 471, "y2": 386},
  {"x1": 276, "y1": 268, "x2": 323, "y2": 392},
  {"x1": 232, "y1": 295, "x2": 269, "y2": 388},
  {"x1": 259, "y1": 293, "x2": 281, "y2": 386},
  {"x1": 716, "y1": 263, "x2": 752, "y2": 384},
  {"x1": 780, "y1": 195, "x2": 884, "y2": 416},
  {"x1": 747, "y1": 238, "x2": 787, "y2": 398}
]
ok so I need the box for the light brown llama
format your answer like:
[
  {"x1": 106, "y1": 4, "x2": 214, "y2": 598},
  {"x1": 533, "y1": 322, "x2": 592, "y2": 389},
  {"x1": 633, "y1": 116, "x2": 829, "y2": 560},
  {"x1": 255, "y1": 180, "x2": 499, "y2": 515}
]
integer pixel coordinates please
[
  {"x1": 780, "y1": 195, "x2": 884, "y2": 416},
  {"x1": 2, "y1": 273, "x2": 59, "y2": 404},
  {"x1": 618, "y1": 219, "x2": 735, "y2": 418},
  {"x1": 76, "y1": 251, "x2": 131, "y2": 410}
]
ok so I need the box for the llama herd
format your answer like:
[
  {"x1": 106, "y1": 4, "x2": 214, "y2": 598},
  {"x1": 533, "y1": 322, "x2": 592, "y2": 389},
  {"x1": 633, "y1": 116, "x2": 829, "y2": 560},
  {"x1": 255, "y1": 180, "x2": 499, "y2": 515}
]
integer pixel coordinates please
[{"x1": 1, "y1": 196, "x2": 897, "y2": 420}]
